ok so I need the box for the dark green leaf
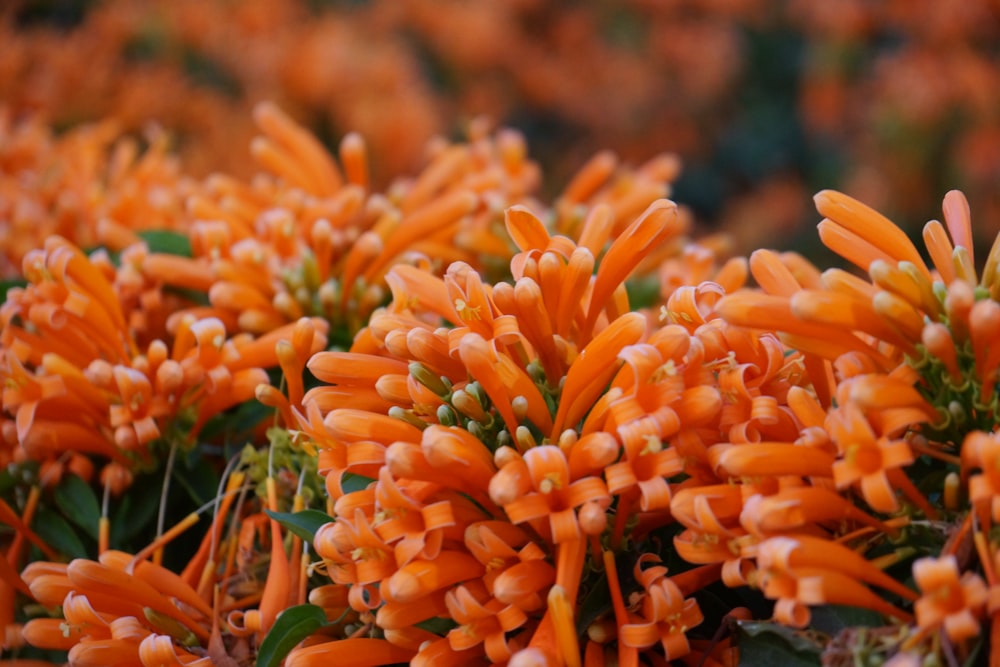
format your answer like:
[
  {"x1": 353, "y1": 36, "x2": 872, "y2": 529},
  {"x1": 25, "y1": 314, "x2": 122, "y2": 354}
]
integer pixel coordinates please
[
  {"x1": 173, "y1": 453, "x2": 218, "y2": 507},
  {"x1": 164, "y1": 285, "x2": 210, "y2": 306},
  {"x1": 414, "y1": 617, "x2": 457, "y2": 635},
  {"x1": 54, "y1": 474, "x2": 101, "y2": 540},
  {"x1": 198, "y1": 397, "x2": 272, "y2": 443},
  {"x1": 33, "y1": 507, "x2": 88, "y2": 559},
  {"x1": 110, "y1": 473, "x2": 162, "y2": 545},
  {"x1": 416, "y1": 616, "x2": 458, "y2": 637},
  {"x1": 0, "y1": 467, "x2": 16, "y2": 495},
  {"x1": 138, "y1": 230, "x2": 192, "y2": 257},
  {"x1": 625, "y1": 276, "x2": 661, "y2": 310},
  {"x1": 341, "y1": 473, "x2": 374, "y2": 494},
  {"x1": 257, "y1": 604, "x2": 327, "y2": 667},
  {"x1": 963, "y1": 635, "x2": 984, "y2": 667},
  {"x1": 737, "y1": 621, "x2": 822, "y2": 667},
  {"x1": 265, "y1": 509, "x2": 334, "y2": 543},
  {"x1": 0, "y1": 279, "x2": 27, "y2": 302},
  {"x1": 808, "y1": 605, "x2": 885, "y2": 637},
  {"x1": 576, "y1": 572, "x2": 611, "y2": 635}
]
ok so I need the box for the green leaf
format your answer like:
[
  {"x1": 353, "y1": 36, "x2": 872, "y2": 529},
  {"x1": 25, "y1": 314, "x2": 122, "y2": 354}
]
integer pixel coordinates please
[
  {"x1": 33, "y1": 507, "x2": 88, "y2": 559},
  {"x1": 963, "y1": 635, "x2": 984, "y2": 667},
  {"x1": 808, "y1": 605, "x2": 884, "y2": 637},
  {"x1": 110, "y1": 473, "x2": 162, "y2": 545},
  {"x1": 0, "y1": 467, "x2": 16, "y2": 495},
  {"x1": 164, "y1": 285, "x2": 210, "y2": 307},
  {"x1": 138, "y1": 230, "x2": 192, "y2": 257},
  {"x1": 737, "y1": 621, "x2": 822, "y2": 667},
  {"x1": 54, "y1": 474, "x2": 101, "y2": 540},
  {"x1": 0, "y1": 279, "x2": 27, "y2": 302},
  {"x1": 341, "y1": 473, "x2": 374, "y2": 494},
  {"x1": 174, "y1": 452, "x2": 219, "y2": 507},
  {"x1": 625, "y1": 276, "x2": 661, "y2": 310},
  {"x1": 576, "y1": 572, "x2": 611, "y2": 635},
  {"x1": 414, "y1": 617, "x2": 457, "y2": 635},
  {"x1": 257, "y1": 604, "x2": 328, "y2": 667},
  {"x1": 264, "y1": 509, "x2": 334, "y2": 543},
  {"x1": 199, "y1": 397, "x2": 271, "y2": 443}
]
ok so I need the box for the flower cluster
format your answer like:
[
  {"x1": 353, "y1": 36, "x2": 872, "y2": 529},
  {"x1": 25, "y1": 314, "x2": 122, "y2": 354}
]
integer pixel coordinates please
[
  {"x1": 3, "y1": 39, "x2": 1000, "y2": 667},
  {"x1": 0, "y1": 102, "x2": 695, "y2": 666},
  {"x1": 5, "y1": 0, "x2": 1000, "y2": 269}
]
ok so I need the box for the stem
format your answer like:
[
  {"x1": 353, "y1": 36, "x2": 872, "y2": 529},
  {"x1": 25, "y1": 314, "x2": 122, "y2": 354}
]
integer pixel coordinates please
[
  {"x1": 611, "y1": 492, "x2": 635, "y2": 551},
  {"x1": 888, "y1": 468, "x2": 939, "y2": 520},
  {"x1": 603, "y1": 550, "x2": 638, "y2": 667},
  {"x1": 155, "y1": 438, "x2": 179, "y2": 565},
  {"x1": 131, "y1": 513, "x2": 200, "y2": 566}
]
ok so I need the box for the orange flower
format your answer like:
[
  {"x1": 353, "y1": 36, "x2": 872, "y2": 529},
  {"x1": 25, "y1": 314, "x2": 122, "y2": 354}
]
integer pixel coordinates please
[
  {"x1": 761, "y1": 566, "x2": 912, "y2": 629},
  {"x1": 444, "y1": 580, "x2": 528, "y2": 663},
  {"x1": 814, "y1": 190, "x2": 931, "y2": 278},
  {"x1": 286, "y1": 638, "x2": 416, "y2": 667},
  {"x1": 602, "y1": 343, "x2": 685, "y2": 512},
  {"x1": 374, "y1": 467, "x2": 490, "y2": 566},
  {"x1": 311, "y1": 517, "x2": 374, "y2": 611},
  {"x1": 825, "y1": 401, "x2": 915, "y2": 513},
  {"x1": 962, "y1": 431, "x2": 1000, "y2": 526},
  {"x1": 1, "y1": 233, "x2": 329, "y2": 490},
  {"x1": 913, "y1": 555, "x2": 988, "y2": 644},
  {"x1": 489, "y1": 445, "x2": 610, "y2": 545},
  {"x1": 754, "y1": 536, "x2": 917, "y2": 603},
  {"x1": 464, "y1": 521, "x2": 553, "y2": 613},
  {"x1": 620, "y1": 554, "x2": 704, "y2": 661},
  {"x1": 740, "y1": 487, "x2": 892, "y2": 538}
]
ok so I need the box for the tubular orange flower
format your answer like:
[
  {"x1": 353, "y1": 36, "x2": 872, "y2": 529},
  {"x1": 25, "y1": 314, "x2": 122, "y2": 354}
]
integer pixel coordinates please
[
  {"x1": 620, "y1": 554, "x2": 704, "y2": 661},
  {"x1": 761, "y1": 566, "x2": 913, "y2": 628},
  {"x1": 286, "y1": 638, "x2": 417, "y2": 667},
  {"x1": 715, "y1": 291, "x2": 894, "y2": 369},
  {"x1": 138, "y1": 633, "x2": 212, "y2": 667},
  {"x1": 814, "y1": 190, "x2": 930, "y2": 277},
  {"x1": 583, "y1": 199, "x2": 684, "y2": 338},
  {"x1": 445, "y1": 580, "x2": 528, "y2": 663},
  {"x1": 551, "y1": 312, "x2": 648, "y2": 437},
  {"x1": 913, "y1": 555, "x2": 988, "y2": 644},
  {"x1": 65, "y1": 560, "x2": 208, "y2": 644},
  {"x1": 382, "y1": 550, "x2": 485, "y2": 604},
  {"x1": 740, "y1": 487, "x2": 892, "y2": 538},
  {"x1": 491, "y1": 445, "x2": 610, "y2": 545},
  {"x1": 825, "y1": 401, "x2": 916, "y2": 513},
  {"x1": 374, "y1": 470, "x2": 486, "y2": 567},
  {"x1": 68, "y1": 637, "x2": 145, "y2": 667},
  {"x1": 708, "y1": 442, "x2": 835, "y2": 480},
  {"x1": 755, "y1": 536, "x2": 917, "y2": 602},
  {"x1": 253, "y1": 102, "x2": 343, "y2": 197},
  {"x1": 963, "y1": 431, "x2": 1000, "y2": 526},
  {"x1": 789, "y1": 289, "x2": 917, "y2": 354}
]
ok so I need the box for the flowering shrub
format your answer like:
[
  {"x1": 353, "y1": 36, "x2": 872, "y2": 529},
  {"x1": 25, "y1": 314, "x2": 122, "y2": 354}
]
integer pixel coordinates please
[
  {"x1": 2, "y1": 4, "x2": 1000, "y2": 666},
  {"x1": 4, "y1": 0, "x2": 1000, "y2": 271},
  {"x1": 1, "y1": 96, "x2": 999, "y2": 667}
]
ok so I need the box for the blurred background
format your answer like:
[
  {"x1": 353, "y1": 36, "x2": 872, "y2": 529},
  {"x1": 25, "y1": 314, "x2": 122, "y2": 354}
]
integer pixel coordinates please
[{"x1": 3, "y1": 0, "x2": 1000, "y2": 259}]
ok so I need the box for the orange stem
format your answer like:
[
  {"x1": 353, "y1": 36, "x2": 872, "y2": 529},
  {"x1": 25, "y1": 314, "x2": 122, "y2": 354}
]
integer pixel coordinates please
[
  {"x1": 944, "y1": 512, "x2": 974, "y2": 558},
  {"x1": 611, "y1": 492, "x2": 636, "y2": 551},
  {"x1": 887, "y1": 468, "x2": 939, "y2": 520},
  {"x1": 974, "y1": 514, "x2": 997, "y2": 587},
  {"x1": 6, "y1": 486, "x2": 42, "y2": 566},
  {"x1": 603, "y1": 550, "x2": 638, "y2": 667},
  {"x1": 99, "y1": 517, "x2": 110, "y2": 555},
  {"x1": 132, "y1": 513, "x2": 200, "y2": 566},
  {"x1": 0, "y1": 497, "x2": 57, "y2": 560},
  {"x1": 259, "y1": 477, "x2": 291, "y2": 634},
  {"x1": 671, "y1": 563, "x2": 723, "y2": 598}
]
